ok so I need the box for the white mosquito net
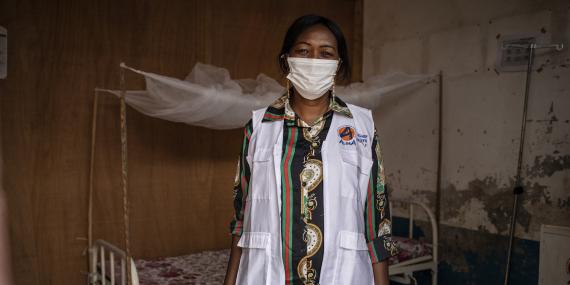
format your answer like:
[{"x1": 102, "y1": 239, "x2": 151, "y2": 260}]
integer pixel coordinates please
[{"x1": 97, "y1": 63, "x2": 433, "y2": 130}]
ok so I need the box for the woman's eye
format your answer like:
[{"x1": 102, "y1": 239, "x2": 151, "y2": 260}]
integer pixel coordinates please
[
  {"x1": 320, "y1": 51, "x2": 335, "y2": 58},
  {"x1": 296, "y1": 49, "x2": 309, "y2": 55}
]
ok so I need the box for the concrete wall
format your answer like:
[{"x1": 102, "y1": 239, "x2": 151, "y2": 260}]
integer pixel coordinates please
[{"x1": 364, "y1": 0, "x2": 569, "y2": 283}]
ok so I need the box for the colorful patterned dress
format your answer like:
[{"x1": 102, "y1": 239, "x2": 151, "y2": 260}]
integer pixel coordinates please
[{"x1": 230, "y1": 94, "x2": 398, "y2": 285}]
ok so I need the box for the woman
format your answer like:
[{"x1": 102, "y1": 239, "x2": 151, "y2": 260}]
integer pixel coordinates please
[{"x1": 224, "y1": 15, "x2": 398, "y2": 285}]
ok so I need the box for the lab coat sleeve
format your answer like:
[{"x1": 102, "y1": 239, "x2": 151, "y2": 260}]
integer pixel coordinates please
[
  {"x1": 364, "y1": 130, "x2": 399, "y2": 263},
  {"x1": 229, "y1": 119, "x2": 253, "y2": 237}
]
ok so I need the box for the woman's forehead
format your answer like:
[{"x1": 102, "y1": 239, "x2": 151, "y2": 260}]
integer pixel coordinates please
[{"x1": 294, "y1": 25, "x2": 337, "y2": 48}]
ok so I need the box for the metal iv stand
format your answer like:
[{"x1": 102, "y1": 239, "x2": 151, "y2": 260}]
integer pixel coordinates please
[{"x1": 503, "y1": 42, "x2": 564, "y2": 285}]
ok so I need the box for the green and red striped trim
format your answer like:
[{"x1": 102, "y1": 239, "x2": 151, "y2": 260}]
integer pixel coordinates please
[{"x1": 281, "y1": 127, "x2": 298, "y2": 283}]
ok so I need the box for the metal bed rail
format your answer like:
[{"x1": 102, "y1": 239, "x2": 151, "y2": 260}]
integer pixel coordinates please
[
  {"x1": 390, "y1": 199, "x2": 439, "y2": 285},
  {"x1": 88, "y1": 239, "x2": 138, "y2": 285}
]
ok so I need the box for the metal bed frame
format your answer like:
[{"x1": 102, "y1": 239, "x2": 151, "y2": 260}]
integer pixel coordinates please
[
  {"x1": 88, "y1": 240, "x2": 139, "y2": 285},
  {"x1": 88, "y1": 199, "x2": 438, "y2": 285},
  {"x1": 389, "y1": 199, "x2": 439, "y2": 285}
]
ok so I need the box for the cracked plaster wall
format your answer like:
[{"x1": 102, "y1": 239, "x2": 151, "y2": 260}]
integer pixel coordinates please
[{"x1": 364, "y1": 0, "x2": 570, "y2": 241}]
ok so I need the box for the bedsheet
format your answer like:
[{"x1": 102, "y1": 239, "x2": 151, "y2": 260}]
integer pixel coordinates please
[
  {"x1": 135, "y1": 249, "x2": 229, "y2": 285},
  {"x1": 134, "y1": 237, "x2": 432, "y2": 284}
]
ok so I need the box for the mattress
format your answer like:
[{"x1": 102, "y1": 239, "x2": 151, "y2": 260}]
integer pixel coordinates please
[
  {"x1": 133, "y1": 238, "x2": 432, "y2": 284},
  {"x1": 135, "y1": 249, "x2": 230, "y2": 285},
  {"x1": 389, "y1": 236, "x2": 433, "y2": 265}
]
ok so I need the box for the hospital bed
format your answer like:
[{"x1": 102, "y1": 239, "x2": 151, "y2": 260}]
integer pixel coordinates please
[{"x1": 87, "y1": 199, "x2": 437, "y2": 285}]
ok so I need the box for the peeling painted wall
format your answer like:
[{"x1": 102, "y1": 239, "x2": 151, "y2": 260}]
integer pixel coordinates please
[
  {"x1": 364, "y1": 0, "x2": 570, "y2": 242},
  {"x1": 364, "y1": 1, "x2": 569, "y2": 283}
]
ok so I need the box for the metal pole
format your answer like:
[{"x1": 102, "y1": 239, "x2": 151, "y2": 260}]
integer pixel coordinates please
[
  {"x1": 501, "y1": 42, "x2": 563, "y2": 285},
  {"x1": 435, "y1": 71, "x2": 443, "y2": 233},
  {"x1": 503, "y1": 43, "x2": 535, "y2": 285},
  {"x1": 119, "y1": 63, "x2": 132, "y2": 285}
]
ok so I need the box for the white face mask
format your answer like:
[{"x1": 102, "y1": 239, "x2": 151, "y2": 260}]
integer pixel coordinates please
[{"x1": 286, "y1": 57, "x2": 339, "y2": 100}]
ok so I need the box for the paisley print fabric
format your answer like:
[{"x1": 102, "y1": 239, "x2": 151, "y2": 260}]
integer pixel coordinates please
[{"x1": 230, "y1": 93, "x2": 398, "y2": 285}]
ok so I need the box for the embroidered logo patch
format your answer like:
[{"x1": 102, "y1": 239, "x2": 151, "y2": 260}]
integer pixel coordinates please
[{"x1": 338, "y1": 126, "x2": 356, "y2": 145}]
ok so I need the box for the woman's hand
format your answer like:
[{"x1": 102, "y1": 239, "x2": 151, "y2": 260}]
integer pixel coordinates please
[
  {"x1": 372, "y1": 260, "x2": 389, "y2": 285},
  {"x1": 223, "y1": 235, "x2": 242, "y2": 285}
]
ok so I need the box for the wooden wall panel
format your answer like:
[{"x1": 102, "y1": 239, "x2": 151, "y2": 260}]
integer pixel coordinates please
[{"x1": 0, "y1": 0, "x2": 361, "y2": 284}]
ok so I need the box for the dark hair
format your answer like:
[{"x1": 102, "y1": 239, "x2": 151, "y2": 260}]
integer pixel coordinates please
[{"x1": 278, "y1": 14, "x2": 351, "y2": 81}]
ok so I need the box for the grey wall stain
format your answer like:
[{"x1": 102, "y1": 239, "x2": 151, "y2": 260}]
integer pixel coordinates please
[
  {"x1": 539, "y1": 102, "x2": 559, "y2": 134},
  {"x1": 411, "y1": 176, "x2": 552, "y2": 234},
  {"x1": 526, "y1": 155, "x2": 570, "y2": 178},
  {"x1": 437, "y1": 224, "x2": 506, "y2": 273},
  {"x1": 558, "y1": 196, "x2": 570, "y2": 209}
]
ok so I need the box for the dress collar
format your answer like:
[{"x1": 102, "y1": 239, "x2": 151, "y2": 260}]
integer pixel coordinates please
[{"x1": 262, "y1": 92, "x2": 352, "y2": 127}]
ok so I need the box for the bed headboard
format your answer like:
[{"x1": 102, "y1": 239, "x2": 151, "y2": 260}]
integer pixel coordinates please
[{"x1": 88, "y1": 239, "x2": 139, "y2": 285}]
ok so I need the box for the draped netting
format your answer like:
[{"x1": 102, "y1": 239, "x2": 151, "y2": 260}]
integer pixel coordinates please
[{"x1": 96, "y1": 63, "x2": 434, "y2": 130}]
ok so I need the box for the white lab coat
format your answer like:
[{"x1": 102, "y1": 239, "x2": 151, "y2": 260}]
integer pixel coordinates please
[{"x1": 236, "y1": 103, "x2": 376, "y2": 285}]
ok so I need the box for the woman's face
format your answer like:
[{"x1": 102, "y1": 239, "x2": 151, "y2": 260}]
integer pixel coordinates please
[{"x1": 288, "y1": 25, "x2": 339, "y2": 60}]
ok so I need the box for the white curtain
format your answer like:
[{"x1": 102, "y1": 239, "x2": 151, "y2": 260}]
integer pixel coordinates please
[{"x1": 98, "y1": 63, "x2": 433, "y2": 130}]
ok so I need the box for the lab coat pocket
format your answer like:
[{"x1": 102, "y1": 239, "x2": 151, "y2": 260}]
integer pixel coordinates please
[
  {"x1": 333, "y1": 231, "x2": 374, "y2": 285},
  {"x1": 249, "y1": 148, "x2": 273, "y2": 200},
  {"x1": 236, "y1": 232, "x2": 272, "y2": 285},
  {"x1": 339, "y1": 150, "x2": 373, "y2": 199}
]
